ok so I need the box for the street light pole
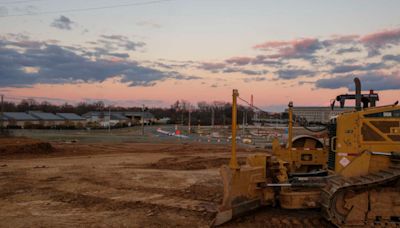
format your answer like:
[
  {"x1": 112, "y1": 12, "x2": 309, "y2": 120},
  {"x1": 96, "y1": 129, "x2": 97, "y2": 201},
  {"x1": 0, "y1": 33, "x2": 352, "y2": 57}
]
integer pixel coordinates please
[
  {"x1": 188, "y1": 108, "x2": 191, "y2": 134},
  {"x1": 142, "y1": 104, "x2": 145, "y2": 136},
  {"x1": 108, "y1": 106, "x2": 111, "y2": 133},
  {"x1": 181, "y1": 108, "x2": 184, "y2": 126},
  {"x1": 211, "y1": 107, "x2": 214, "y2": 129},
  {"x1": 0, "y1": 94, "x2": 3, "y2": 134},
  {"x1": 242, "y1": 110, "x2": 245, "y2": 136}
]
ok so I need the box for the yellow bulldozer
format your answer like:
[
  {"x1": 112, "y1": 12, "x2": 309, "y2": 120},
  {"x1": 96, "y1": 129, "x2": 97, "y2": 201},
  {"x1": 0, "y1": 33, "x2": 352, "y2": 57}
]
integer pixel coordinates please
[{"x1": 213, "y1": 78, "x2": 400, "y2": 227}]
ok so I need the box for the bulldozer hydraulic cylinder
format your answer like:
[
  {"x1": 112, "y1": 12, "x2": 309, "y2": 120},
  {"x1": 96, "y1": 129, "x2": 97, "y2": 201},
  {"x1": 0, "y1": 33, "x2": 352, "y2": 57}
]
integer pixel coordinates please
[{"x1": 266, "y1": 183, "x2": 326, "y2": 187}]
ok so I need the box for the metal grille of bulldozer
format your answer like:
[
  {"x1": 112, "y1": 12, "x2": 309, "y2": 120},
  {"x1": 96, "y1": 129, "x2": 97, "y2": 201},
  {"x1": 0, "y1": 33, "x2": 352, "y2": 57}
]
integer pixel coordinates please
[
  {"x1": 371, "y1": 121, "x2": 399, "y2": 133},
  {"x1": 328, "y1": 123, "x2": 336, "y2": 170},
  {"x1": 365, "y1": 121, "x2": 400, "y2": 141}
]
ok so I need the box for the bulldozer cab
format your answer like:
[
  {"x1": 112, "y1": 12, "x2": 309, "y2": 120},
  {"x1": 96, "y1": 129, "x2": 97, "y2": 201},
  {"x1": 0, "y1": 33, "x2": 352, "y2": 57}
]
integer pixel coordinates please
[{"x1": 328, "y1": 77, "x2": 400, "y2": 175}]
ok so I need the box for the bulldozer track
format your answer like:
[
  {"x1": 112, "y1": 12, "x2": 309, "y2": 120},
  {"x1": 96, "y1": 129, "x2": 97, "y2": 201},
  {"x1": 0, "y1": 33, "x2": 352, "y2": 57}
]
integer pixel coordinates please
[{"x1": 321, "y1": 161, "x2": 400, "y2": 227}]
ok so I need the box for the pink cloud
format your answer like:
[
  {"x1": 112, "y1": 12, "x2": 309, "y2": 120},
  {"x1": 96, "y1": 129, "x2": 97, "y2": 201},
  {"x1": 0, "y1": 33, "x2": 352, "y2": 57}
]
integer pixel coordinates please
[
  {"x1": 254, "y1": 38, "x2": 318, "y2": 49},
  {"x1": 253, "y1": 40, "x2": 289, "y2": 49},
  {"x1": 254, "y1": 28, "x2": 400, "y2": 54},
  {"x1": 223, "y1": 55, "x2": 281, "y2": 67},
  {"x1": 322, "y1": 35, "x2": 359, "y2": 46},
  {"x1": 225, "y1": 56, "x2": 253, "y2": 65},
  {"x1": 360, "y1": 27, "x2": 400, "y2": 46},
  {"x1": 253, "y1": 38, "x2": 322, "y2": 59},
  {"x1": 198, "y1": 62, "x2": 226, "y2": 71},
  {"x1": 281, "y1": 38, "x2": 320, "y2": 57},
  {"x1": 251, "y1": 55, "x2": 281, "y2": 65}
]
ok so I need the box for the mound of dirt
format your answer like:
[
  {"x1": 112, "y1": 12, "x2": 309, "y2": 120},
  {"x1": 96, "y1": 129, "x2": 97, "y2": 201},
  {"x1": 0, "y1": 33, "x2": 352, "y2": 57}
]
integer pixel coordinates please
[
  {"x1": 148, "y1": 156, "x2": 246, "y2": 170},
  {"x1": 181, "y1": 183, "x2": 223, "y2": 203},
  {"x1": 0, "y1": 137, "x2": 54, "y2": 156}
]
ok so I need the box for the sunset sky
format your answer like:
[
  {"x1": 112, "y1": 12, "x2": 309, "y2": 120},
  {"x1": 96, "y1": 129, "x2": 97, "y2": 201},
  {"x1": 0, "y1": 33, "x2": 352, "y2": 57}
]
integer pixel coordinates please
[{"x1": 0, "y1": 0, "x2": 399, "y2": 111}]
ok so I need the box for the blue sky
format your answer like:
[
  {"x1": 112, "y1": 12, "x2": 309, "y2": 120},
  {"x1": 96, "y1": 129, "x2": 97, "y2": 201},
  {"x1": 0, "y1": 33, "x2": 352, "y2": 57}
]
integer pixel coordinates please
[
  {"x1": 0, "y1": 0, "x2": 399, "y2": 111},
  {"x1": 2, "y1": 0, "x2": 400, "y2": 59}
]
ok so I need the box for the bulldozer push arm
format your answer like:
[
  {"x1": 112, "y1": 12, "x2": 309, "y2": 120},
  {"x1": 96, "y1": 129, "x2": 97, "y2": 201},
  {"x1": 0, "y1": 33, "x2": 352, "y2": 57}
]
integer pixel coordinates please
[
  {"x1": 212, "y1": 91, "x2": 324, "y2": 226},
  {"x1": 212, "y1": 90, "x2": 274, "y2": 226}
]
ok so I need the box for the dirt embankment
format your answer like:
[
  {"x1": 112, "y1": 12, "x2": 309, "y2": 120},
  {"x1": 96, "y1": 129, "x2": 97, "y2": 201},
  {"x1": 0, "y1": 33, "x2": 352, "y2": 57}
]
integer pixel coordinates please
[
  {"x1": 148, "y1": 156, "x2": 246, "y2": 170},
  {"x1": 0, "y1": 137, "x2": 54, "y2": 156},
  {"x1": 0, "y1": 137, "x2": 332, "y2": 227}
]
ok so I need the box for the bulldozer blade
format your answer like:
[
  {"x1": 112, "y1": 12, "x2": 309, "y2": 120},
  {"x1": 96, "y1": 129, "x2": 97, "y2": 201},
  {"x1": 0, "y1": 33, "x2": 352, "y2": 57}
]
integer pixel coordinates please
[
  {"x1": 212, "y1": 198, "x2": 261, "y2": 226},
  {"x1": 212, "y1": 165, "x2": 265, "y2": 226},
  {"x1": 212, "y1": 209, "x2": 232, "y2": 226}
]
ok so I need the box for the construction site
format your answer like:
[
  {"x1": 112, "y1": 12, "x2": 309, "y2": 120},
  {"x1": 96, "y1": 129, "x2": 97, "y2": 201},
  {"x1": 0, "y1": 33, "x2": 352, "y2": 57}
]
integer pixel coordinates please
[
  {"x1": 0, "y1": 78, "x2": 399, "y2": 227},
  {"x1": 0, "y1": 129, "x2": 329, "y2": 227},
  {"x1": 1, "y1": 1, "x2": 400, "y2": 227}
]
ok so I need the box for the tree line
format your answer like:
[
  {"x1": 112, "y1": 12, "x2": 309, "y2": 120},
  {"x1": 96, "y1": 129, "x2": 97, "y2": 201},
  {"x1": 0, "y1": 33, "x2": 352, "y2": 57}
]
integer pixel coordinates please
[{"x1": 0, "y1": 98, "x2": 279, "y2": 125}]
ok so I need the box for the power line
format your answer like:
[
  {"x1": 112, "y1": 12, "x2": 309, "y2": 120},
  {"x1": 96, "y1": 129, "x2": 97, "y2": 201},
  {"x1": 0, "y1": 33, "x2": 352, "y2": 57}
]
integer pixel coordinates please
[
  {"x1": 0, "y1": 0, "x2": 42, "y2": 5},
  {"x1": 237, "y1": 96, "x2": 270, "y2": 114},
  {"x1": 0, "y1": 0, "x2": 173, "y2": 17}
]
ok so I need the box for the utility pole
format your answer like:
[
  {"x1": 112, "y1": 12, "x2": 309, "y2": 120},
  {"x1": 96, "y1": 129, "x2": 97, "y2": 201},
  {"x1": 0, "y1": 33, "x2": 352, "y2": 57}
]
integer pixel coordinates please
[
  {"x1": 142, "y1": 104, "x2": 145, "y2": 136},
  {"x1": 245, "y1": 110, "x2": 248, "y2": 127},
  {"x1": 180, "y1": 108, "x2": 184, "y2": 126},
  {"x1": 0, "y1": 94, "x2": 3, "y2": 134},
  {"x1": 211, "y1": 107, "x2": 215, "y2": 129},
  {"x1": 108, "y1": 106, "x2": 111, "y2": 133},
  {"x1": 242, "y1": 110, "x2": 245, "y2": 136},
  {"x1": 188, "y1": 108, "x2": 191, "y2": 134}
]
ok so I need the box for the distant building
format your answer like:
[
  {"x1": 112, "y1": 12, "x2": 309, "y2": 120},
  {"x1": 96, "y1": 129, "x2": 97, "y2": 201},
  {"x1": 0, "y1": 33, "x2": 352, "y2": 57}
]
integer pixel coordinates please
[
  {"x1": 122, "y1": 111, "x2": 156, "y2": 124},
  {"x1": 29, "y1": 111, "x2": 65, "y2": 127},
  {"x1": 1, "y1": 110, "x2": 156, "y2": 129},
  {"x1": 105, "y1": 113, "x2": 130, "y2": 127},
  {"x1": 56, "y1": 113, "x2": 86, "y2": 127},
  {"x1": 252, "y1": 118, "x2": 288, "y2": 126},
  {"x1": 1, "y1": 112, "x2": 86, "y2": 129},
  {"x1": 82, "y1": 111, "x2": 155, "y2": 127},
  {"x1": 2, "y1": 112, "x2": 39, "y2": 128},
  {"x1": 155, "y1": 117, "x2": 171, "y2": 124},
  {"x1": 285, "y1": 106, "x2": 354, "y2": 123},
  {"x1": 0, "y1": 115, "x2": 7, "y2": 129}
]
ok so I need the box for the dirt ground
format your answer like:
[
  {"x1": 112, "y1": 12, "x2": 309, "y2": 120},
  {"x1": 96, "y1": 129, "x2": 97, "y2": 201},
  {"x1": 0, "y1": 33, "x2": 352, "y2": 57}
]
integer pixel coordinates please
[{"x1": 0, "y1": 137, "x2": 329, "y2": 227}]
